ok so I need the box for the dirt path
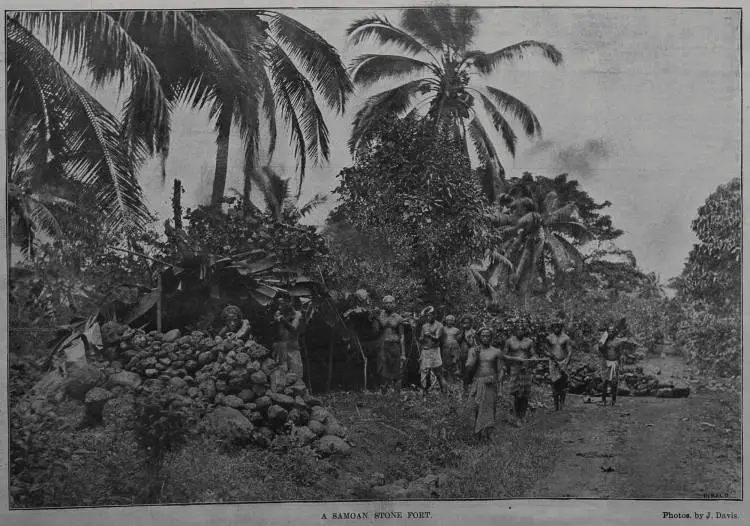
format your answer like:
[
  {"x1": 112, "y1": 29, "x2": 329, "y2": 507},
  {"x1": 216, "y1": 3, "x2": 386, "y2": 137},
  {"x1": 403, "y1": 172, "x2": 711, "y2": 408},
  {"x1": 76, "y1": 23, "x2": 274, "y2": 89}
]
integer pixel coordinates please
[{"x1": 527, "y1": 355, "x2": 742, "y2": 499}]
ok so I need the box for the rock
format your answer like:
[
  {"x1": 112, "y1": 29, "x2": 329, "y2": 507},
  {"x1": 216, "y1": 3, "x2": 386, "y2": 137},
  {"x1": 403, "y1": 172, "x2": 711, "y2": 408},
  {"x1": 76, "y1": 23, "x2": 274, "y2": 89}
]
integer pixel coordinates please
[
  {"x1": 308, "y1": 420, "x2": 326, "y2": 436},
  {"x1": 673, "y1": 384, "x2": 691, "y2": 398},
  {"x1": 168, "y1": 377, "x2": 188, "y2": 394},
  {"x1": 291, "y1": 381, "x2": 307, "y2": 397},
  {"x1": 316, "y1": 435, "x2": 352, "y2": 456},
  {"x1": 101, "y1": 321, "x2": 128, "y2": 347},
  {"x1": 199, "y1": 379, "x2": 217, "y2": 399},
  {"x1": 255, "y1": 427, "x2": 275, "y2": 448},
  {"x1": 269, "y1": 369, "x2": 286, "y2": 392},
  {"x1": 252, "y1": 384, "x2": 267, "y2": 398},
  {"x1": 64, "y1": 364, "x2": 104, "y2": 401},
  {"x1": 326, "y1": 422, "x2": 347, "y2": 438},
  {"x1": 228, "y1": 377, "x2": 248, "y2": 393},
  {"x1": 247, "y1": 411, "x2": 264, "y2": 425},
  {"x1": 617, "y1": 386, "x2": 631, "y2": 397},
  {"x1": 247, "y1": 360, "x2": 261, "y2": 373},
  {"x1": 84, "y1": 387, "x2": 113, "y2": 424},
  {"x1": 108, "y1": 371, "x2": 142, "y2": 390},
  {"x1": 294, "y1": 396, "x2": 307, "y2": 410},
  {"x1": 187, "y1": 387, "x2": 200, "y2": 398},
  {"x1": 235, "y1": 352, "x2": 250, "y2": 366},
  {"x1": 185, "y1": 360, "x2": 199, "y2": 373},
  {"x1": 291, "y1": 426, "x2": 317, "y2": 446},
  {"x1": 311, "y1": 406, "x2": 331, "y2": 423},
  {"x1": 158, "y1": 357, "x2": 171, "y2": 366},
  {"x1": 247, "y1": 342, "x2": 271, "y2": 360},
  {"x1": 198, "y1": 350, "x2": 216, "y2": 365},
  {"x1": 250, "y1": 371, "x2": 268, "y2": 385},
  {"x1": 255, "y1": 396, "x2": 272, "y2": 410},
  {"x1": 162, "y1": 329, "x2": 181, "y2": 343},
  {"x1": 268, "y1": 392, "x2": 296, "y2": 407},
  {"x1": 656, "y1": 382, "x2": 674, "y2": 389},
  {"x1": 238, "y1": 389, "x2": 255, "y2": 403},
  {"x1": 287, "y1": 408, "x2": 302, "y2": 425},
  {"x1": 141, "y1": 357, "x2": 157, "y2": 368},
  {"x1": 656, "y1": 388, "x2": 675, "y2": 398},
  {"x1": 304, "y1": 395, "x2": 323, "y2": 407},
  {"x1": 177, "y1": 336, "x2": 192, "y2": 346},
  {"x1": 155, "y1": 363, "x2": 166, "y2": 372},
  {"x1": 202, "y1": 407, "x2": 254, "y2": 439},
  {"x1": 110, "y1": 360, "x2": 123, "y2": 371},
  {"x1": 215, "y1": 380, "x2": 228, "y2": 393},
  {"x1": 271, "y1": 434, "x2": 292, "y2": 452},
  {"x1": 223, "y1": 395, "x2": 244, "y2": 409},
  {"x1": 267, "y1": 405, "x2": 288, "y2": 425},
  {"x1": 261, "y1": 358, "x2": 277, "y2": 375},
  {"x1": 215, "y1": 393, "x2": 225, "y2": 405},
  {"x1": 285, "y1": 373, "x2": 299, "y2": 385}
]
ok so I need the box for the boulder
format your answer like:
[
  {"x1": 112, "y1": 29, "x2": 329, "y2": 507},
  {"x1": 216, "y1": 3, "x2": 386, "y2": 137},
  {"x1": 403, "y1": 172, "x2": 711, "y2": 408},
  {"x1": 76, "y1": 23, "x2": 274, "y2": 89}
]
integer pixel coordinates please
[
  {"x1": 162, "y1": 329, "x2": 181, "y2": 343},
  {"x1": 223, "y1": 395, "x2": 245, "y2": 409},
  {"x1": 84, "y1": 387, "x2": 113, "y2": 424},
  {"x1": 198, "y1": 350, "x2": 216, "y2": 365},
  {"x1": 203, "y1": 407, "x2": 254, "y2": 439},
  {"x1": 246, "y1": 342, "x2": 271, "y2": 360},
  {"x1": 656, "y1": 388, "x2": 675, "y2": 398},
  {"x1": 287, "y1": 408, "x2": 302, "y2": 425},
  {"x1": 252, "y1": 384, "x2": 267, "y2": 398},
  {"x1": 294, "y1": 396, "x2": 308, "y2": 410},
  {"x1": 255, "y1": 396, "x2": 272, "y2": 410},
  {"x1": 185, "y1": 360, "x2": 199, "y2": 373},
  {"x1": 269, "y1": 392, "x2": 296, "y2": 407},
  {"x1": 326, "y1": 422, "x2": 347, "y2": 438},
  {"x1": 247, "y1": 411, "x2": 264, "y2": 425},
  {"x1": 269, "y1": 369, "x2": 287, "y2": 393},
  {"x1": 199, "y1": 379, "x2": 217, "y2": 400},
  {"x1": 316, "y1": 435, "x2": 352, "y2": 456},
  {"x1": 308, "y1": 419, "x2": 326, "y2": 436},
  {"x1": 250, "y1": 371, "x2": 268, "y2": 385},
  {"x1": 291, "y1": 426, "x2": 317, "y2": 446},
  {"x1": 285, "y1": 373, "x2": 299, "y2": 386},
  {"x1": 64, "y1": 363, "x2": 104, "y2": 401},
  {"x1": 238, "y1": 389, "x2": 255, "y2": 403},
  {"x1": 215, "y1": 380, "x2": 228, "y2": 393},
  {"x1": 107, "y1": 371, "x2": 142, "y2": 390},
  {"x1": 168, "y1": 377, "x2": 188, "y2": 394},
  {"x1": 304, "y1": 395, "x2": 323, "y2": 407},
  {"x1": 311, "y1": 406, "x2": 332, "y2": 423},
  {"x1": 673, "y1": 383, "x2": 691, "y2": 398},
  {"x1": 187, "y1": 387, "x2": 201, "y2": 399},
  {"x1": 617, "y1": 386, "x2": 632, "y2": 397},
  {"x1": 255, "y1": 427, "x2": 275, "y2": 448},
  {"x1": 267, "y1": 405, "x2": 288, "y2": 425},
  {"x1": 247, "y1": 360, "x2": 261, "y2": 373},
  {"x1": 261, "y1": 358, "x2": 277, "y2": 375},
  {"x1": 235, "y1": 352, "x2": 250, "y2": 366},
  {"x1": 290, "y1": 381, "x2": 307, "y2": 397}
]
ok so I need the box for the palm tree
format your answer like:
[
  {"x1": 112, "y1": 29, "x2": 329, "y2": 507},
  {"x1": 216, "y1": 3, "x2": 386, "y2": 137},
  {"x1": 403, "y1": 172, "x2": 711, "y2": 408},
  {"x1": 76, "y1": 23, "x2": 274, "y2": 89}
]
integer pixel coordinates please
[
  {"x1": 179, "y1": 11, "x2": 353, "y2": 206},
  {"x1": 346, "y1": 7, "x2": 562, "y2": 201},
  {"x1": 250, "y1": 167, "x2": 328, "y2": 223},
  {"x1": 495, "y1": 174, "x2": 590, "y2": 297}
]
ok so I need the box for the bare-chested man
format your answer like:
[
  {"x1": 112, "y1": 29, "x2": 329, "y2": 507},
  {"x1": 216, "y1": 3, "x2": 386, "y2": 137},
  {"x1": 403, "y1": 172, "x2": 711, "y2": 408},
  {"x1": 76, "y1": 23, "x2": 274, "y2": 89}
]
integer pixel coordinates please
[
  {"x1": 543, "y1": 320, "x2": 573, "y2": 411},
  {"x1": 419, "y1": 306, "x2": 445, "y2": 396},
  {"x1": 442, "y1": 315, "x2": 461, "y2": 382},
  {"x1": 465, "y1": 327, "x2": 503, "y2": 440},
  {"x1": 504, "y1": 319, "x2": 544, "y2": 424},
  {"x1": 598, "y1": 319, "x2": 627, "y2": 406},
  {"x1": 457, "y1": 315, "x2": 476, "y2": 388},
  {"x1": 373, "y1": 295, "x2": 406, "y2": 391}
]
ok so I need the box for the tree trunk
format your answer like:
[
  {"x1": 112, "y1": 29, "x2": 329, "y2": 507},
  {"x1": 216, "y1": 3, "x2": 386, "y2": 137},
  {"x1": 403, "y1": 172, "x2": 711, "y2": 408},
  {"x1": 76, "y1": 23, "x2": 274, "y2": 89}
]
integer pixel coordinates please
[{"x1": 210, "y1": 105, "x2": 233, "y2": 207}]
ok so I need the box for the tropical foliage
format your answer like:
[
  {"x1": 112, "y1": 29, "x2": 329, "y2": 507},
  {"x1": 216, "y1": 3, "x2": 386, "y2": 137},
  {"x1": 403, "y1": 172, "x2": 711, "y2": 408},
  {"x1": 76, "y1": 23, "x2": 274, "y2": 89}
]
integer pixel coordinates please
[
  {"x1": 332, "y1": 114, "x2": 497, "y2": 302},
  {"x1": 347, "y1": 6, "x2": 562, "y2": 200}
]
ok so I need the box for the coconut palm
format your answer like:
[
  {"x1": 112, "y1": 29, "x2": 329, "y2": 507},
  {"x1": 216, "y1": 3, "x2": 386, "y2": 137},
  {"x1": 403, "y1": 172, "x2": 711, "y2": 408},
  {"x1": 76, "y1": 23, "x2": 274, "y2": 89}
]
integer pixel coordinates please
[
  {"x1": 347, "y1": 7, "x2": 562, "y2": 201},
  {"x1": 250, "y1": 167, "x2": 328, "y2": 223},
  {"x1": 495, "y1": 173, "x2": 591, "y2": 296}
]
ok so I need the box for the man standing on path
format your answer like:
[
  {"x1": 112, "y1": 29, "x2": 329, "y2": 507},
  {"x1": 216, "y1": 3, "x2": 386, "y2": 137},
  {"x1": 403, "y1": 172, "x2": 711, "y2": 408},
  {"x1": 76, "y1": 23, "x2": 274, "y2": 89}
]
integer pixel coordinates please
[
  {"x1": 544, "y1": 319, "x2": 573, "y2": 410},
  {"x1": 457, "y1": 315, "x2": 477, "y2": 389},
  {"x1": 504, "y1": 319, "x2": 543, "y2": 425},
  {"x1": 466, "y1": 327, "x2": 503, "y2": 441},
  {"x1": 373, "y1": 295, "x2": 406, "y2": 391},
  {"x1": 273, "y1": 297, "x2": 304, "y2": 378},
  {"x1": 598, "y1": 319, "x2": 627, "y2": 406}
]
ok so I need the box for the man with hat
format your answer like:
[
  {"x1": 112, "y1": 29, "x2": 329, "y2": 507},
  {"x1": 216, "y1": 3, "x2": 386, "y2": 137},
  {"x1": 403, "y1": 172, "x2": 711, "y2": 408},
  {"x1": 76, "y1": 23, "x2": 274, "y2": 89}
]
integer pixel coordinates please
[
  {"x1": 219, "y1": 304, "x2": 252, "y2": 341},
  {"x1": 465, "y1": 326, "x2": 503, "y2": 440},
  {"x1": 543, "y1": 318, "x2": 573, "y2": 410},
  {"x1": 373, "y1": 295, "x2": 406, "y2": 391}
]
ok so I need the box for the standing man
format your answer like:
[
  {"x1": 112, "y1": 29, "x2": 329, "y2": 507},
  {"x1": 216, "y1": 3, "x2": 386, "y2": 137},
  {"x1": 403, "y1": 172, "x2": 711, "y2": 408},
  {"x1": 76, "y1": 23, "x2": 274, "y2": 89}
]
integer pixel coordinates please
[
  {"x1": 442, "y1": 315, "x2": 462, "y2": 382},
  {"x1": 598, "y1": 318, "x2": 627, "y2": 406},
  {"x1": 373, "y1": 295, "x2": 406, "y2": 391},
  {"x1": 543, "y1": 319, "x2": 573, "y2": 411},
  {"x1": 419, "y1": 306, "x2": 445, "y2": 395},
  {"x1": 504, "y1": 319, "x2": 542, "y2": 425},
  {"x1": 273, "y1": 297, "x2": 304, "y2": 378},
  {"x1": 465, "y1": 327, "x2": 503, "y2": 441},
  {"x1": 457, "y1": 315, "x2": 477, "y2": 389}
]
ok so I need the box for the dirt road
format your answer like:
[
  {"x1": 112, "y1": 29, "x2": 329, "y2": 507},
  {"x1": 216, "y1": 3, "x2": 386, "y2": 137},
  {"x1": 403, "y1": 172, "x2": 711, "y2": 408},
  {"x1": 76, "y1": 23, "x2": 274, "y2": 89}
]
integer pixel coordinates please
[{"x1": 526, "y1": 356, "x2": 742, "y2": 499}]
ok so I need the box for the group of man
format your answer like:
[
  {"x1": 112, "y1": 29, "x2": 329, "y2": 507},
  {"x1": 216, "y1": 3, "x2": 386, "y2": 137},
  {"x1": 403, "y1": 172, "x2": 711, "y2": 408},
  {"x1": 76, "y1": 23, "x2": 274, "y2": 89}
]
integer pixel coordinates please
[{"x1": 373, "y1": 295, "x2": 628, "y2": 440}]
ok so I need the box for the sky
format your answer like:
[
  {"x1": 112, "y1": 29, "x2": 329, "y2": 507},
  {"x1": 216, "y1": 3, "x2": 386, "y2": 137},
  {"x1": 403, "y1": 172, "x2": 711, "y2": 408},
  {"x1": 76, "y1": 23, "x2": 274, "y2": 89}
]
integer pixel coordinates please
[{"x1": 83, "y1": 7, "x2": 740, "y2": 281}]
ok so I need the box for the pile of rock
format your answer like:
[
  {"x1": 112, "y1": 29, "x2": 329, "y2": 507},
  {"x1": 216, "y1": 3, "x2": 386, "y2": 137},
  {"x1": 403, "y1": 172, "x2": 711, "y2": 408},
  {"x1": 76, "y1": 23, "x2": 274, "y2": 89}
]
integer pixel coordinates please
[
  {"x1": 46, "y1": 324, "x2": 352, "y2": 455},
  {"x1": 567, "y1": 364, "x2": 690, "y2": 398}
]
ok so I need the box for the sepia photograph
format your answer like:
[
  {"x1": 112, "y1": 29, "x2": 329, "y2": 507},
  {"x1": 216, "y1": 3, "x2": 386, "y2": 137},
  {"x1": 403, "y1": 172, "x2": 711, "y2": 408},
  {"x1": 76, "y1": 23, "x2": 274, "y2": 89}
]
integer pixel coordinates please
[{"x1": 3, "y1": 1, "x2": 743, "y2": 517}]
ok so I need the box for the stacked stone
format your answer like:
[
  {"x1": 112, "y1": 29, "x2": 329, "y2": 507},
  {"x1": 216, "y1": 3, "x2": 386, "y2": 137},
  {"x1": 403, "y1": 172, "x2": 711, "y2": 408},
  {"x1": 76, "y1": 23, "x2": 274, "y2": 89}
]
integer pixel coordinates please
[
  {"x1": 567, "y1": 363, "x2": 690, "y2": 398},
  {"x1": 108, "y1": 327, "x2": 351, "y2": 453}
]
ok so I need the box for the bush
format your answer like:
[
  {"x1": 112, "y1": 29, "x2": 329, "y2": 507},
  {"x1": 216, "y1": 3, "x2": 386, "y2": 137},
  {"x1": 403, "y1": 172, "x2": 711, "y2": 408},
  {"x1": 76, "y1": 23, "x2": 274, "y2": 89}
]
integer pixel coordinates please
[{"x1": 674, "y1": 307, "x2": 741, "y2": 378}]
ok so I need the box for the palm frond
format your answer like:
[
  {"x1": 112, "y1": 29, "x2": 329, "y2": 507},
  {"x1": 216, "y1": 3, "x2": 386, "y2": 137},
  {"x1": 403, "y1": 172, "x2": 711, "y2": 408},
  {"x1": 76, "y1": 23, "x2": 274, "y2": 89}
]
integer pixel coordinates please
[
  {"x1": 349, "y1": 53, "x2": 431, "y2": 89},
  {"x1": 551, "y1": 221, "x2": 592, "y2": 243},
  {"x1": 452, "y1": 7, "x2": 481, "y2": 51},
  {"x1": 346, "y1": 15, "x2": 430, "y2": 57},
  {"x1": 264, "y1": 11, "x2": 353, "y2": 114},
  {"x1": 546, "y1": 233, "x2": 584, "y2": 273},
  {"x1": 348, "y1": 79, "x2": 432, "y2": 155},
  {"x1": 7, "y1": 16, "x2": 150, "y2": 233},
  {"x1": 299, "y1": 193, "x2": 328, "y2": 217},
  {"x1": 485, "y1": 86, "x2": 542, "y2": 137},
  {"x1": 478, "y1": 92, "x2": 517, "y2": 156},
  {"x1": 467, "y1": 40, "x2": 563, "y2": 74}
]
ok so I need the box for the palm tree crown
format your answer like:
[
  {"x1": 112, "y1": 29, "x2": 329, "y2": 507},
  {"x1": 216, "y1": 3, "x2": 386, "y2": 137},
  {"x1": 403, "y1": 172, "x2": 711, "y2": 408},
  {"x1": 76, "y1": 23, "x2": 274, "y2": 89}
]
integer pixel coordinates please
[{"x1": 347, "y1": 7, "x2": 562, "y2": 201}]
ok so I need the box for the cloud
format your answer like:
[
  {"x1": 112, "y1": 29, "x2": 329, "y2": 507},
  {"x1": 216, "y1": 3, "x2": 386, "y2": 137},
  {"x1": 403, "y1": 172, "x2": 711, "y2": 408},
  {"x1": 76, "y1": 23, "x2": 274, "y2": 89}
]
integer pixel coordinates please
[{"x1": 528, "y1": 138, "x2": 611, "y2": 179}]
